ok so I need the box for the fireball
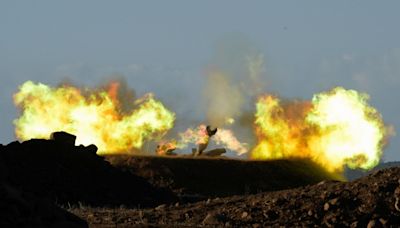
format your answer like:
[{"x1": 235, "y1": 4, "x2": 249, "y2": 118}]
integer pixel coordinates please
[
  {"x1": 14, "y1": 81, "x2": 175, "y2": 154},
  {"x1": 252, "y1": 87, "x2": 388, "y2": 172}
]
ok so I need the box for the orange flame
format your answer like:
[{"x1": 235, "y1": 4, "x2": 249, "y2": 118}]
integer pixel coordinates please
[
  {"x1": 107, "y1": 81, "x2": 120, "y2": 104},
  {"x1": 12, "y1": 80, "x2": 391, "y2": 170},
  {"x1": 252, "y1": 87, "x2": 389, "y2": 172},
  {"x1": 156, "y1": 140, "x2": 178, "y2": 155},
  {"x1": 13, "y1": 81, "x2": 175, "y2": 154}
]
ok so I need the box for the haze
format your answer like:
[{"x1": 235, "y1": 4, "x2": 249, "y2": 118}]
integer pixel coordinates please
[{"x1": 1, "y1": 1, "x2": 399, "y2": 161}]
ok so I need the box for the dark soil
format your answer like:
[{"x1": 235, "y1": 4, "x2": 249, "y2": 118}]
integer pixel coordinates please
[
  {"x1": 0, "y1": 136, "x2": 174, "y2": 227},
  {"x1": 0, "y1": 139, "x2": 175, "y2": 207},
  {"x1": 0, "y1": 143, "x2": 86, "y2": 227},
  {"x1": 107, "y1": 155, "x2": 341, "y2": 200},
  {"x1": 71, "y1": 167, "x2": 400, "y2": 227},
  {"x1": 2, "y1": 134, "x2": 400, "y2": 227},
  {"x1": 0, "y1": 181, "x2": 87, "y2": 227}
]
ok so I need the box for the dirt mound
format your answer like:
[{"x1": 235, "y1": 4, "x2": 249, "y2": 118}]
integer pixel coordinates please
[
  {"x1": 0, "y1": 182, "x2": 87, "y2": 227},
  {"x1": 0, "y1": 138, "x2": 176, "y2": 208},
  {"x1": 71, "y1": 167, "x2": 400, "y2": 227},
  {"x1": 107, "y1": 155, "x2": 340, "y2": 200},
  {"x1": 0, "y1": 144, "x2": 87, "y2": 227}
]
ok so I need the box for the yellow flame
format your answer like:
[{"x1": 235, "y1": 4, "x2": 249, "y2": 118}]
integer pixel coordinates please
[
  {"x1": 252, "y1": 87, "x2": 388, "y2": 172},
  {"x1": 14, "y1": 81, "x2": 175, "y2": 154}
]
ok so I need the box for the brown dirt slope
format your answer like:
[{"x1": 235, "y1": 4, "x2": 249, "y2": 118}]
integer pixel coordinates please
[{"x1": 71, "y1": 167, "x2": 400, "y2": 227}]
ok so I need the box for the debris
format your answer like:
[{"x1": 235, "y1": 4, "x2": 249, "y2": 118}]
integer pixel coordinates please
[
  {"x1": 202, "y1": 148, "x2": 226, "y2": 157},
  {"x1": 197, "y1": 125, "x2": 218, "y2": 155},
  {"x1": 206, "y1": 125, "x2": 217, "y2": 137}
]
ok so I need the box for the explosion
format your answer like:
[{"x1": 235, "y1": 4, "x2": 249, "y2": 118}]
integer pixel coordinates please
[
  {"x1": 12, "y1": 80, "x2": 391, "y2": 173},
  {"x1": 156, "y1": 124, "x2": 248, "y2": 156},
  {"x1": 252, "y1": 87, "x2": 388, "y2": 172},
  {"x1": 14, "y1": 81, "x2": 175, "y2": 154}
]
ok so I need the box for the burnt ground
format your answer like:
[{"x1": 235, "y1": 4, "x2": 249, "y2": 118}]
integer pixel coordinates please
[{"x1": 1, "y1": 134, "x2": 400, "y2": 227}]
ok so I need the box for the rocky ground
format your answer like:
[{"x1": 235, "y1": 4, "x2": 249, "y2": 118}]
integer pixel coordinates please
[
  {"x1": 70, "y1": 167, "x2": 400, "y2": 227},
  {"x1": 1, "y1": 132, "x2": 400, "y2": 227}
]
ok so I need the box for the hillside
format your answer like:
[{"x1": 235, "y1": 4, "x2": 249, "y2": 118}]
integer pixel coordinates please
[
  {"x1": 1, "y1": 134, "x2": 399, "y2": 226},
  {"x1": 71, "y1": 167, "x2": 400, "y2": 227},
  {"x1": 107, "y1": 155, "x2": 341, "y2": 200}
]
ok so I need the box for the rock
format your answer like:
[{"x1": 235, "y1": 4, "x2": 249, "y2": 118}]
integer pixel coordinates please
[
  {"x1": 203, "y1": 148, "x2": 226, "y2": 157},
  {"x1": 395, "y1": 191, "x2": 400, "y2": 212},
  {"x1": 323, "y1": 203, "x2": 330, "y2": 211},
  {"x1": 85, "y1": 144, "x2": 98, "y2": 155},
  {"x1": 367, "y1": 220, "x2": 376, "y2": 228},
  {"x1": 50, "y1": 131, "x2": 76, "y2": 145},
  {"x1": 329, "y1": 197, "x2": 338, "y2": 205},
  {"x1": 241, "y1": 211, "x2": 248, "y2": 218},
  {"x1": 202, "y1": 213, "x2": 217, "y2": 225},
  {"x1": 350, "y1": 221, "x2": 358, "y2": 228},
  {"x1": 379, "y1": 218, "x2": 387, "y2": 225},
  {"x1": 155, "y1": 204, "x2": 166, "y2": 211}
]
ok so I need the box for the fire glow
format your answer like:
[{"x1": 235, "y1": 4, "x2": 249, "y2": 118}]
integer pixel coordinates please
[
  {"x1": 251, "y1": 87, "x2": 388, "y2": 172},
  {"x1": 13, "y1": 81, "x2": 391, "y2": 173},
  {"x1": 13, "y1": 81, "x2": 175, "y2": 154}
]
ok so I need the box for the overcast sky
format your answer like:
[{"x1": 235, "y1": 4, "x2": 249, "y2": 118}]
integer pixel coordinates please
[{"x1": 1, "y1": 1, "x2": 400, "y2": 161}]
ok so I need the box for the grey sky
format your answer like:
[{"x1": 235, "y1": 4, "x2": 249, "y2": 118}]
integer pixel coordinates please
[{"x1": 1, "y1": 1, "x2": 400, "y2": 160}]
